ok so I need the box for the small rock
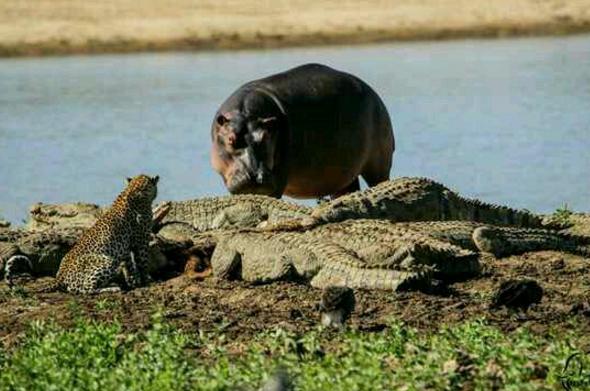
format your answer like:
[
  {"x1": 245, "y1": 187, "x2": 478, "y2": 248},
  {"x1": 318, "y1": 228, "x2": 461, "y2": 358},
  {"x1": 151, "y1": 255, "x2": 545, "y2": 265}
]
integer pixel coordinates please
[
  {"x1": 523, "y1": 361, "x2": 549, "y2": 379},
  {"x1": 319, "y1": 286, "x2": 355, "y2": 328},
  {"x1": 491, "y1": 279, "x2": 543, "y2": 310},
  {"x1": 260, "y1": 368, "x2": 292, "y2": 391},
  {"x1": 289, "y1": 308, "x2": 303, "y2": 319},
  {"x1": 419, "y1": 279, "x2": 451, "y2": 296},
  {"x1": 569, "y1": 301, "x2": 590, "y2": 317},
  {"x1": 550, "y1": 258, "x2": 566, "y2": 270}
]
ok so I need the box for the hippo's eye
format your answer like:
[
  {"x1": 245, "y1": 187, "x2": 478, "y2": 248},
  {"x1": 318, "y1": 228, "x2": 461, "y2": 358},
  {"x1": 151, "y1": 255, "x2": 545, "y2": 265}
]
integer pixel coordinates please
[{"x1": 216, "y1": 115, "x2": 228, "y2": 126}]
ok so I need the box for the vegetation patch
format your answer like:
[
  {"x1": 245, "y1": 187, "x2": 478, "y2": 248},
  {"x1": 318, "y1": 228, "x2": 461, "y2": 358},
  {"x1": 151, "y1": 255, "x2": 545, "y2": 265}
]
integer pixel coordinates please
[{"x1": 1, "y1": 313, "x2": 588, "y2": 390}]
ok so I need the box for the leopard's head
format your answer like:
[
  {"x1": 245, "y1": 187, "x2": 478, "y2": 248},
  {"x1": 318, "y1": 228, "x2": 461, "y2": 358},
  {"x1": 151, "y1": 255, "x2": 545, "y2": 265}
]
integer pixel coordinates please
[{"x1": 124, "y1": 174, "x2": 159, "y2": 204}]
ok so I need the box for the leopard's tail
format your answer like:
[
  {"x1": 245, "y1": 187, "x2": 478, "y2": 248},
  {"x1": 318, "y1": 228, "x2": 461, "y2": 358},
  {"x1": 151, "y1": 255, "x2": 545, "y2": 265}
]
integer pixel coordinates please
[{"x1": 36, "y1": 278, "x2": 61, "y2": 293}]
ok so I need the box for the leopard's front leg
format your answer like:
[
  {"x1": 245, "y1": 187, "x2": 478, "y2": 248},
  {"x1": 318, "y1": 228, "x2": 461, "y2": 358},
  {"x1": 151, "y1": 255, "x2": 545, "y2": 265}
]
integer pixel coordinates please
[
  {"x1": 121, "y1": 252, "x2": 140, "y2": 289},
  {"x1": 131, "y1": 232, "x2": 152, "y2": 286}
]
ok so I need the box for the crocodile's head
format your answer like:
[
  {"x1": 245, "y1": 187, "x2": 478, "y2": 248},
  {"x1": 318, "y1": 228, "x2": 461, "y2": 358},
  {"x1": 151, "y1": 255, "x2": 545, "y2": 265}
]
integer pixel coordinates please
[{"x1": 311, "y1": 199, "x2": 359, "y2": 223}]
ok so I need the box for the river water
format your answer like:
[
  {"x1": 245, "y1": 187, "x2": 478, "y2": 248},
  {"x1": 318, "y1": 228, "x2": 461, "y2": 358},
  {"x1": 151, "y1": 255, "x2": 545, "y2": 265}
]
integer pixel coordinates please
[{"x1": 1, "y1": 35, "x2": 589, "y2": 224}]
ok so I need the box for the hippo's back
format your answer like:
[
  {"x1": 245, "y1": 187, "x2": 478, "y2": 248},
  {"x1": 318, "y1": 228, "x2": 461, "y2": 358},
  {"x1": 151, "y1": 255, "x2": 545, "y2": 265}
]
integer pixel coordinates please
[{"x1": 255, "y1": 64, "x2": 394, "y2": 198}]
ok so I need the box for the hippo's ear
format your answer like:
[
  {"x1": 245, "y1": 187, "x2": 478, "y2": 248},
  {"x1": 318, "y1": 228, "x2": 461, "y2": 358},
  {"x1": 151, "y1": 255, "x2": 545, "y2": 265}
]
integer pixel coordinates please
[
  {"x1": 216, "y1": 114, "x2": 229, "y2": 127},
  {"x1": 259, "y1": 116, "x2": 278, "y2": 125},
  {"x1": 258, "y1": 117, "x2": 279, "y2": 131}
]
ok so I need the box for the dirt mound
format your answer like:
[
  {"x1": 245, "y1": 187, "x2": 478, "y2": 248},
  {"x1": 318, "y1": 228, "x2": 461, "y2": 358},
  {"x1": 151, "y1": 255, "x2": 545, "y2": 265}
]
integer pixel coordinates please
[{"x1": 2, "y1": 249, "x2": 590, "y2": 347}]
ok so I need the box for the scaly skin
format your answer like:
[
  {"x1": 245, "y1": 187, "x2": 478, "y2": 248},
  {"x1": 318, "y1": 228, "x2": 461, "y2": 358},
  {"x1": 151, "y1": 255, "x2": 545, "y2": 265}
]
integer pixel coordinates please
[
  {"x1": 209, "y1": 219, "x2": 590, "y2": 290},
  {"x1": 25, "y1": 202, "x2": 102, "y2": 231},
  {"x1": 1, "y1": 228, "x2": 83, "y2": 284},
  {"x1": 157, "y1": 194, "x2": 311, "y2": 233},
  {"x1": 211, "y1": 231, "x2": 432, "y2": 290},
  {"x1": 313, "y1": 220, "x2": 590, "y2": 258},
  {"x1": 307, "y1": 177, "x2": 548, "y2": 228},
  {"x1": 153, "y1": 177, "x2": 551, "y2": 234}
]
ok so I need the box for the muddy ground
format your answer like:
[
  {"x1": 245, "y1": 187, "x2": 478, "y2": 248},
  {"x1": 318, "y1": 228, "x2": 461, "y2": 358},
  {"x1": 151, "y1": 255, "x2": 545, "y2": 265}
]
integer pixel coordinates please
[{"x1": 2, "y1": 244, "x2": 590, "y2": 350}]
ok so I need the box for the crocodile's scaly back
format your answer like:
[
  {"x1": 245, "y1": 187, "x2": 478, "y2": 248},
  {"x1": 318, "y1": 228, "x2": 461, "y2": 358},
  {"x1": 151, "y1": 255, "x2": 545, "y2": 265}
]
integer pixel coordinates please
[
  {"x1": 317, "y1": 219, "x2": 590, "y2": 259},
  {"x1": 312, "y1": 177, "x2": 545, "y2": 228},
  {"x1": 159, "y1": 194, "x2": 312, "y2": 232},
  {"x1": 214, "y1": 219, "x2": 590, "y2": 291},
  {"x1": 1, "y1": 228, "x2": 83, "y2": 281}
]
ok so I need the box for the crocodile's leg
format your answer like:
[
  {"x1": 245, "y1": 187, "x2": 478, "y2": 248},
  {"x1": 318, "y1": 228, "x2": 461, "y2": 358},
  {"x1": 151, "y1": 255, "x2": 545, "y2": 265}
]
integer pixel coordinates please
[
  {"x1": 210, "y1": 204, "x2": 267, "y2": 229},
  {"x1": 212, "y1": 234, "x2": 297, "y2": 283},
  {"x1": 211, "y1": 240, "x2": 242, "y2": 280}
]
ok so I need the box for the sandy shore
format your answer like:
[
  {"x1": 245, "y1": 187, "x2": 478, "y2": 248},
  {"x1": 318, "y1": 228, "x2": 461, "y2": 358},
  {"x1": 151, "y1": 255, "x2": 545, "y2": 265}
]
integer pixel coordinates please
[{"x1": 1, "y1": 0, "x2": 590, "y2": 57}]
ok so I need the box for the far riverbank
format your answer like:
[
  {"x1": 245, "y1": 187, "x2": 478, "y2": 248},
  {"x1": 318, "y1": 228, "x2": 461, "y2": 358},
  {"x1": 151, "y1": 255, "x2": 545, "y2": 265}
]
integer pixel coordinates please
[{"x1": 1, "y1": 0, "x2": 590, "y2": 57}]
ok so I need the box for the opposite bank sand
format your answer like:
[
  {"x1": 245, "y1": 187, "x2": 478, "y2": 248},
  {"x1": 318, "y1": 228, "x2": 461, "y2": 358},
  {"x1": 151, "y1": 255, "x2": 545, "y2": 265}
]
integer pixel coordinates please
[{"x1": 1, "y1": 0, "x2": 590, "y2": 56}]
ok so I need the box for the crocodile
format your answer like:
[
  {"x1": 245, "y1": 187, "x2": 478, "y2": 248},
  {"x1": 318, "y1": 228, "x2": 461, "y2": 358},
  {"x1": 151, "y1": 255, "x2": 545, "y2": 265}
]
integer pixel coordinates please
[
  {"x1": 25, "y1": 202, "x2": 103, "y2": 231},
  {"x1": 154, "y1": 178, "x2": 552, "y2": 235},
  {"x1": 2, "y1": 217, "x2": 589, "y2": 291},
  {"x1": 209, "y1": 219, "x2": 590, "y2": 290},
  {"x1": 267, "y1": 177, "x2": 551, "y2": 230},
  {"x1": 156, "y1": 194, "x2": 311, "y2": 233},
  {"x1": 2, "y1": 178, "x2": 583, "y2": 291},
  {"x1": 0, "y1": 228, "x2": 83, "y2": 285}
]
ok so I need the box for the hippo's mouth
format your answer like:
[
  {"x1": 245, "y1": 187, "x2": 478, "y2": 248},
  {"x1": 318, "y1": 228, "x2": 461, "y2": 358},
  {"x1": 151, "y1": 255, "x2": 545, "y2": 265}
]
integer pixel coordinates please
[{"x1": 226, "y1": 167, "x2": 277, "y2": 196}]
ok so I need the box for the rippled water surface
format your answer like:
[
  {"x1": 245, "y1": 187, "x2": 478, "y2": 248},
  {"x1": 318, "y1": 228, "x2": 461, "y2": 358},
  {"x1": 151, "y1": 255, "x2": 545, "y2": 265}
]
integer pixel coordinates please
[{"x1": 1, "y1": 35, "x2": 589, "y2": 223}]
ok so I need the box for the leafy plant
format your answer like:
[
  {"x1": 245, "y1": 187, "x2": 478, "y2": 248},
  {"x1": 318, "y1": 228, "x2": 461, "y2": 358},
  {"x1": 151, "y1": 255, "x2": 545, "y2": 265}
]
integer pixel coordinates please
[
  {"x1": 552, "y1": 203, "x2": 574, "y2": 226},
  {"x1": 0, "y1": 314, "x2": 587, "y2": 390}
]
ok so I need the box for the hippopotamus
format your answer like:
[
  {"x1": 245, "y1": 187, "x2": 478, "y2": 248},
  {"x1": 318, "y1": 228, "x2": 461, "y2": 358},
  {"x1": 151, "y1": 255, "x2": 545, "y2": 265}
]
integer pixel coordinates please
[{"x1": 210, "y1": 63, "x2": 394, "y2": 199}]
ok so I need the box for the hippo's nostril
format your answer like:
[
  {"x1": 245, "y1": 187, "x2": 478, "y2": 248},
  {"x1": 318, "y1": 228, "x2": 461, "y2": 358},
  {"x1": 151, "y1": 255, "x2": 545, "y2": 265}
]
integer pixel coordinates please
[{"x1": 227, "y1": 133, "x2": 237, "y2": 147}]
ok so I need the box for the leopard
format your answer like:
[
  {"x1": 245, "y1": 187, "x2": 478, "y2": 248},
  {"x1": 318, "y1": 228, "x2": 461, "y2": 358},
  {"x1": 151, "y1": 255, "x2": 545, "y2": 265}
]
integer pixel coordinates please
[{"x1": 55, "y1": 174, "x2": 159, "y2": 294}]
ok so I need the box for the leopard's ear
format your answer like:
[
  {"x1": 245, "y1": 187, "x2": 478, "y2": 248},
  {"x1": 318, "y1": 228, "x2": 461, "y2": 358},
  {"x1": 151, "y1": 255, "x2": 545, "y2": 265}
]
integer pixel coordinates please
[
  {"x1": 126, "y1": 177, "x2": 133, "y2": 184},
  {"x1": 152, "y1": 175, "x2": 160, "y2": 184}
]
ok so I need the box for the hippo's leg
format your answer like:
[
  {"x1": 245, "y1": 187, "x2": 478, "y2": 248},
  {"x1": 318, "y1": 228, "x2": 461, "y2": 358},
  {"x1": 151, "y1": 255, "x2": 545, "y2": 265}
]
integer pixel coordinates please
[
  {"x1": 361, "y1": 149, "x2": 392, "y2": 187},
  {"x1": 330, "y1": 178, "x2": 361, "y2": 199}
]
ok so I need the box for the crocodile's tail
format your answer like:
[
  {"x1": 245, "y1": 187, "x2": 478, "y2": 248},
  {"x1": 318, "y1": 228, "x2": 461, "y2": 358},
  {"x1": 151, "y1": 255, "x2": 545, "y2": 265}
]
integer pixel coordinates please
[
  {"x1": 472, "y1": 226, "x2": 590, "y2": 258},
  {"x1": 310, "y1": 264, "x2": 430, "y2": 291},
  {"x1": 308, "y1": 177, "x2": 550, "y2": 229},
  {"x1": 257, "y1": 216, "x2": 319, "y2": 232},
  {"x1": 445, "y1": 190, "x2": 547, "y2": 229}
]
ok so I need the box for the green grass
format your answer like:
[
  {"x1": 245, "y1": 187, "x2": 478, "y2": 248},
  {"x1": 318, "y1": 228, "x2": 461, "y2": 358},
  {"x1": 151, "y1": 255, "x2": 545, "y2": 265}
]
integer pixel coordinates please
[{"x1": 0, "y1": 313, "x2": 588, "y2": 390}]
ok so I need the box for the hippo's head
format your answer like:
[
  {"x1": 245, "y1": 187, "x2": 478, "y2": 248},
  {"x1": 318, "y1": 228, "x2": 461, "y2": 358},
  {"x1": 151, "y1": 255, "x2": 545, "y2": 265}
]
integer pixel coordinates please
[{"x1": 211, "y1": 91, "x2": 286, "y2": 197}]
